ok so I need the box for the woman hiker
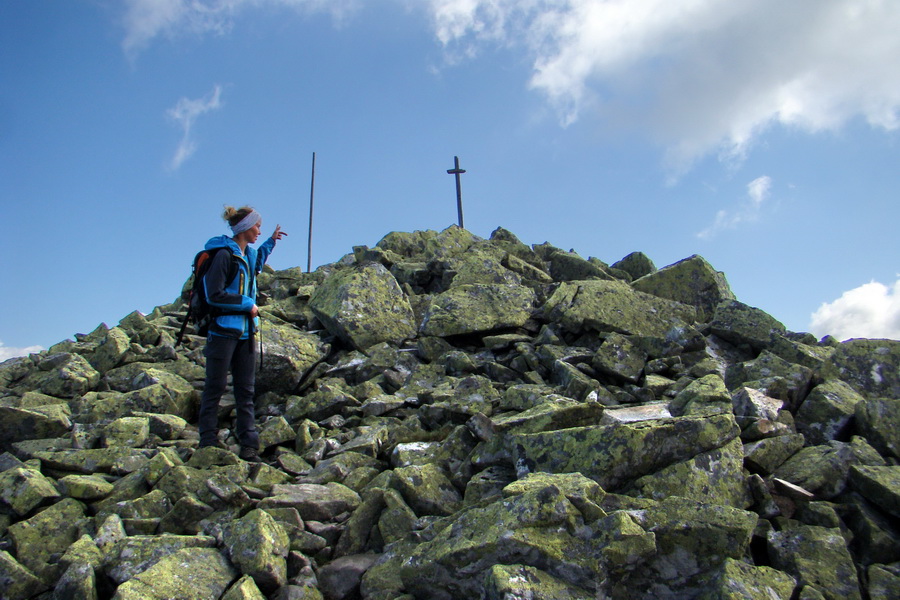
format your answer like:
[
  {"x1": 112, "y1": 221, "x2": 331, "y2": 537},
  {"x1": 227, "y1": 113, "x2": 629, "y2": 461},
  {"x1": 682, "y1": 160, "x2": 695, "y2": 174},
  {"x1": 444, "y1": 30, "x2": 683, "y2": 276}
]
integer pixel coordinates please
[{"x1": 198, "y1": 205, "x2": 287, "y2": 461}]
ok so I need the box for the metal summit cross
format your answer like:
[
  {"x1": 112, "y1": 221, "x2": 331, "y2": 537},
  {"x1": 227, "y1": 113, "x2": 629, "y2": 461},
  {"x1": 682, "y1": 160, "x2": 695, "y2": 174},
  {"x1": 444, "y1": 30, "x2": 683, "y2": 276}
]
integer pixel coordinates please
[{"x1": 447, "y1": 155, "x2": 466, "y2": 228}]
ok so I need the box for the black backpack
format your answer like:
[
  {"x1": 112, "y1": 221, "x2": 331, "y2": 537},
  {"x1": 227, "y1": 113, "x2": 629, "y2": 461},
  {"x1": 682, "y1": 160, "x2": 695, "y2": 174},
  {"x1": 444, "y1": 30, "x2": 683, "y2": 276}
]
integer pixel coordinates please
[{"x1": 175, "y1": 248, "x2": 240, "y2": 346}]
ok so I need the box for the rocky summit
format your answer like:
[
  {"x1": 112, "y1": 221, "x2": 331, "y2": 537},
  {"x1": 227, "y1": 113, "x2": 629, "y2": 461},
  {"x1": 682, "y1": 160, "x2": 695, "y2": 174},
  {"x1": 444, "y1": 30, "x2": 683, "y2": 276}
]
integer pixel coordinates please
[{"x1": 1, "y1": 225, "x2": 899, "y2": 600}]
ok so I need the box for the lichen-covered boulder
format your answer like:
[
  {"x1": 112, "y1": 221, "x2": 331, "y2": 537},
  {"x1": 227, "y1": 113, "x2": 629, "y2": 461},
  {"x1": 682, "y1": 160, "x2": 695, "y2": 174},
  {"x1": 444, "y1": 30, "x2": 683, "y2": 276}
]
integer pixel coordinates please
[
  {"x1": 592, "y1": 333, "x2": 647, "y2": 383},
  {"x1": 512, "y1": 413, "x2": 740, "y2": 491},
  {"x1": 257, "y1": 321, "x2": 330, "y2": 394},
  {"x1": 854, "y1": 396, "x2": 900, "y2": 459},
  {"x1": 21, "y1": 352, "x2": 100, "y2": 398},
  {"x1": 695, "y1": 557, "x2": 796, "y2": 600},
  {"x1": 258, "y1": 482, "x2": 361, "y2": 521},
  {"x1": 110, "y1": 547, "x2": 237, "y2": 600},
  {"x1": 223, "y1": 509, "x2": 289, "y2": 593},
  {"x1": 710, "y1": 301, "x2": 786, "y2": 350},
  {"x1": 795, "y1": 380, "x2": 865, "y2": 445},
  {"x1": 399, "y1": 485, "x2": 604, "y2": 599},
  {"x1": 0, "y1": 467, "x2": 61, "y2": 516},
  {"x1": 821, "y1": 339, "x2": 900, "y2": 398},
  {"x1": 394, "y1": 463, "x2": 463, "y2": 517},
  {"x1": 503, "y1": 472, "x2": 607, "y2": 522},
  {"x1": 548, "y1": 250, "x2": 615, "y2": 282},
  {"x1": 104, "y1": 534, "x2": 219, "y2": 585},
  {"x1": 626, "y1": 437, "x2": 750, "y2": 507},
  {"x1": 544, "y1": 280, "x2": 696, "y2": 338},
  {"x1": 442, "y1": 244, "x2": 522, "y2": 287},
  {"x1": 58, "y1": 474, "x2": 115, "y2": 500},
  {"x1": 0, "y1": 404, "x2": 72, "y2": 452},
  {"x1": 774, "y1": 439, "x2": 886, "y2": 499},
  {"x1": 743, "y1": 434, "x2": 806, "y2": 475},
  {"x1": 848, "y1": 465, "x2": 900, "y2": 519},
  {"x1": 482, "y1": 563, "x2": 594, "y2": 600},
  {"x1": 867, "y1": 564, "x2": 900, "y2": 600},
  {"x1": 222, "y1": 574, "x2": 268, "y2": 600},
  {"x1": 0, "y1": 550, "x2": 48, "y2": 600},
  {"x1": 33, "y1": 447, "x2": 156, "y2": 475},
  {"x1": 52, "y1": 561, "x2": 97, "y2": 600},
  {"x1": 669, "y1": 373, "x2": 732, "y2": 416},
  {"x1": 766, "y1": 525, "x2": 861, "y2": 600},
  {"x1": 611, "y1": 251, "x2": 656, "y2": 281},
  {"x1": 87, "y1": 326, "x2": 132, "y2": 373},
  {"x1": 7, "y1": 497, "x2": 88, "y2": 584},
  {"x1": 632, "y1": 254, "x2": 735, "y2": 323},
  {"x1": 309, "y1": 263, "x2": 416, "y2": 351},
  {"x1": 104, "y1": 416, "x2": 151, "y2": 448},
  {"x1": 420, "y1": 284, "x2": 536, "y2": 337},
  {"x1": 493, "y1": 397, "x2": 605, "y2": 435},
  {"x1": 617, "y1": 497, "x2": 758, "y2": 597}
]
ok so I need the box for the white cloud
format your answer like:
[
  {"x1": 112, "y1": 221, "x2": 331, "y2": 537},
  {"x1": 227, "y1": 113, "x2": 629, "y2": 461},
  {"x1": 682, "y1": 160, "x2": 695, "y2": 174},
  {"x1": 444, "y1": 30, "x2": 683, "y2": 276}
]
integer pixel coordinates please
[
  {"x1": 166, "y1": 84, "x2": 223, "y2": 171},
  {"x1": 810, "y1": 279, "x2": 900, "y2": 341},
  {"x1": 121, "y1": 0, "x2": 359, "y2": 56},
  {"x1": 426, "y1": 0, "x2": 900, "y2": 171},
  {"x1": 697, "y1": 175, "x2": 771, "y2": 240},
  {"x1": 0, "y1": 341, "x2": 44, "y2": 363}
]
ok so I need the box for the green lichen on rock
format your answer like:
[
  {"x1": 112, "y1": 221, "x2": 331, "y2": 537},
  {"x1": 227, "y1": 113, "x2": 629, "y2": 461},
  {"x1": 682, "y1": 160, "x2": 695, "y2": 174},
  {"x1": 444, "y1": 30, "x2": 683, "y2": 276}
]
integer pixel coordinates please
[
  {"x1": 821, "y1": 338, "x2": 900, "y2": 398},
  {"x1": 224, "y1": 508, "x2": 290, "y2": 593},
  {"x1": 110, "y1": 548, "x2": 237, "y2": 600},
  {"x1": 482, "y1": 563, "x2": 594, "y2": 600},
  {"x1": 795, "y1": 380, "x2": 865, "y2": 445},
  {"x1": 710, "y1": 300, "x2": 786, "y2": 350},
  {"x1": 632, "y1": 254, "x2": 734, "y2": 322},
  {"x1": 854, "y1": 396, "x2": 900, "y2": 459},
  {"x1": 257, "y1": 320, "x2": 330, "y2": 394},
  {"x1": 512, "y1": 413, "x2": 740, "y2": 491},
  {"x1": 420, "y1": 283, "x2": 536, "y2": 337},
  {"x1": 544, "y1": 279, "x2": 696, "y2": 338},
  {"x1": 626, "y1": 437, "x2": 750, "y2": 507},
  {"x1": 309, "y1": 262, "x2": 416, "y2": 350},
  {"x1": 696, "y1": 557, "x2": 796, "y2": 600},
  {"x1": 766, "y1": 525, "x2": 861, "y2": 600},
  {"x1": 0, "y1": 467, "x2": 61, "y2": 516}
]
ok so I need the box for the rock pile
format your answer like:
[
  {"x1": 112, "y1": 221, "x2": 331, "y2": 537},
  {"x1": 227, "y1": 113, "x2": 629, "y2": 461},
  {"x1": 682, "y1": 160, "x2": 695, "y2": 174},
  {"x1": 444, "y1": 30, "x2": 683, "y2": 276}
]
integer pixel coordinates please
[{"x1": 1, "y1": 225, "x2": 899, "y2": 600}]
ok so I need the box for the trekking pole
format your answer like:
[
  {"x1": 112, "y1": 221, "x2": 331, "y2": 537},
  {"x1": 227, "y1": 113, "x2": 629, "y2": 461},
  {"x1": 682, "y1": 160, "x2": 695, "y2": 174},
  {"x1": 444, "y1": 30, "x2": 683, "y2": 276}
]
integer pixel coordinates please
[{"x1": 307, "y1": 152, "x2": 316, "y2": 273}]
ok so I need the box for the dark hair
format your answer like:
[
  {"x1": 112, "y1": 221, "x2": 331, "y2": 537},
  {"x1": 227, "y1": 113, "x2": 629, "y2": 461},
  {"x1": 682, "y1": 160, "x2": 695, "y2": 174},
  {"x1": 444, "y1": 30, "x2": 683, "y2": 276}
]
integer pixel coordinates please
[{"x1": 223, "y1": 205, "x2": 255, "y2": 227}]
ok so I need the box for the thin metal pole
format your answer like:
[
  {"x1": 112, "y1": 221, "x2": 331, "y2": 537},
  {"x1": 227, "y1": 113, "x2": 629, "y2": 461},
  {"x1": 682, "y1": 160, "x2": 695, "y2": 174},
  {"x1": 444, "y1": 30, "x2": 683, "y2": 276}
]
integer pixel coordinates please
[
  {"x1": 307, "y1": 152, "x2": 316, "y2": 273},
  {"x1": 447, "y1": 156, "x2": 466, "y2": 229}
]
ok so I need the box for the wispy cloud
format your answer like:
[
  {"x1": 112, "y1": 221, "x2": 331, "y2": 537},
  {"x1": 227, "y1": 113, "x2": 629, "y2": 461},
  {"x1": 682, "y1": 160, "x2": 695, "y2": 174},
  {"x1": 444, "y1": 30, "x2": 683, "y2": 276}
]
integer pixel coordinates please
[
  {"x1": 697, "y1": 175, "x2": 772, "y2": 240},
  {"x1": 425, "y1": 0, "x2": 900, "y2": 172},
  {"x1": 166, "y1": 84, "x2": 224, "y2": 171},
  {"x1": 0, "y1": 341, "x2": 43, "y2": 362},
  {"x1": 121, "y1": 0, "x2": 359, "y2": 56},
  {"x1": 810, "y1": 278, "x2": 900, "y2": 341}
]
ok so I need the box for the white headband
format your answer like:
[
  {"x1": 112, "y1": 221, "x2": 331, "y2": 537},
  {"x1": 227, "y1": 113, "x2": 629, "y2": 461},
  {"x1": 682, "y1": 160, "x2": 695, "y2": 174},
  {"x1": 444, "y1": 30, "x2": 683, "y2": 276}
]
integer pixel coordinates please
[{"x1": 231, "y1": 210, "x2": 261, "y2": 235}]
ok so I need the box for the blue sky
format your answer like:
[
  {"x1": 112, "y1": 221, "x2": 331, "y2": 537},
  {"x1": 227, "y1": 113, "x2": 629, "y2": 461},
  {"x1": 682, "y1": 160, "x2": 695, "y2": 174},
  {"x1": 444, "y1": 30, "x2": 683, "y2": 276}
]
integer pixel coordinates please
[{"x1": 2, "y1": 0, "x2": 899, "y2": 360}]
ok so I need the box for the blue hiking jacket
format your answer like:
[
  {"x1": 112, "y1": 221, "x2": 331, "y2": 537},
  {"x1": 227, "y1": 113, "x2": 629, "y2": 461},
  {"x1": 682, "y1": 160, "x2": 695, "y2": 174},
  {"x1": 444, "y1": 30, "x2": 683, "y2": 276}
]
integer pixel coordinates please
[{"x1": 202, "y1": 235, "x2": 275, "y2": 339}]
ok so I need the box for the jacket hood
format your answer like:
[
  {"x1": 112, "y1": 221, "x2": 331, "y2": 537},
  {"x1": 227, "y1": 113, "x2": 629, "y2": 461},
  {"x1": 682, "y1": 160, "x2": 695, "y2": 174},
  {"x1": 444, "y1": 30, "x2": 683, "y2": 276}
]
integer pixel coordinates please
[{"x1": 205, "y1": 235, "x2": 242, "y2": 255}]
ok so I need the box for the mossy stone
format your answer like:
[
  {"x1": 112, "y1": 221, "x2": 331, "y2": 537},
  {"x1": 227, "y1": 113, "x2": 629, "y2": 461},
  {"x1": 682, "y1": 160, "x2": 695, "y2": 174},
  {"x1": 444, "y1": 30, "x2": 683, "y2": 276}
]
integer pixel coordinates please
[
  {"x1": 821, "y1": 339, "x2": 900, "y2": 398},
  {"x1": 420, "y1": 283, "x2": 536, "y2": 337},
  {"x1": 767, "y1": 525, "x2": 861, "y2": 600},
  {"x1": 309, "y1": 263, "x2": 416, "y2": 351},
  {"x1": 482, "y1": 563, "x2": 594, "y2": 600},
  {"x1": 110, "y1": 547, "x2": 237, "y2": 600},
  {"x1": 544, "y1": 280, "x2": 696, "y2": 338},
  {"x1": 224, "y1": 509, "x2": 289, "y2": 593},
  {"x1": 632, "y1": 254, "x2": 734, "y2": 322},
  {"x1": 0, "y1": 467, "x2": 61, "y2": 516},
  {"x1": 795, "y1": 380, "x2": 865, "y2": 445},
  {"x1": 513, "y1": 413, "x2": 740, "y2": 491}
]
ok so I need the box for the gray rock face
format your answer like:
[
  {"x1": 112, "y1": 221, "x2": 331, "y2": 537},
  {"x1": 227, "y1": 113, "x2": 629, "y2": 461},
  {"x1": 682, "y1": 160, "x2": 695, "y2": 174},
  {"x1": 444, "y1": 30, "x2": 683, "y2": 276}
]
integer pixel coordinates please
[{"x1": 0, "y1": 225, "x2": 895, "y2": 600}]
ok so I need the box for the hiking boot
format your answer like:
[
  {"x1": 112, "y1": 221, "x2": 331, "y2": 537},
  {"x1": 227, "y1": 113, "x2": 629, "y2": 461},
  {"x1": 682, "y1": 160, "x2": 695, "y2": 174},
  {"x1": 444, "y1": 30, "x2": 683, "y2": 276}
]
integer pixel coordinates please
[{"x1": 238, "y1": 446, "x2": 263, "y2": 463}]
